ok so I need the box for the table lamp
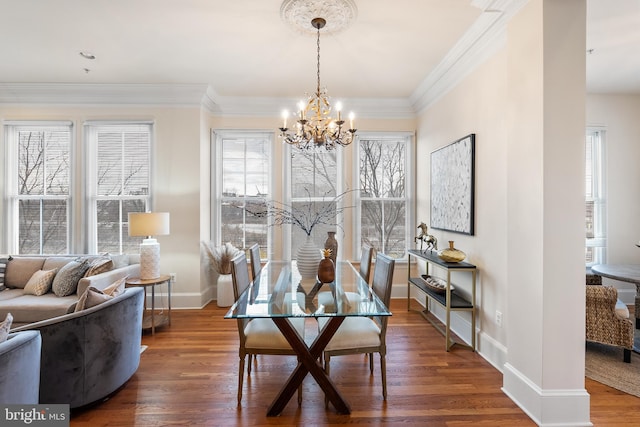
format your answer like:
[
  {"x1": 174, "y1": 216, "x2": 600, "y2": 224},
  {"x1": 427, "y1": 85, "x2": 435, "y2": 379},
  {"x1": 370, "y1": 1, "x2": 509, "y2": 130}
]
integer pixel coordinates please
[{"x1": 128, "y1": 212, "x2": 170, "y2": 280}]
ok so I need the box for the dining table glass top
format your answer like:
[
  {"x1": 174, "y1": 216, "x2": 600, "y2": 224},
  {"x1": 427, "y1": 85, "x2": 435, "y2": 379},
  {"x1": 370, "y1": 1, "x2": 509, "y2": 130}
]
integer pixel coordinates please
[{"x1": 224, "y1": 261, "x2": 392, "y2": 319}]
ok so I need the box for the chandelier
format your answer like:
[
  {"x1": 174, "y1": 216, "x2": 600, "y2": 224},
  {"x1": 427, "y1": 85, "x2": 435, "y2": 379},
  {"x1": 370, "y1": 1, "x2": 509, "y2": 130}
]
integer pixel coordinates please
[{"x1": 279, "y1": 17, "x2": 356, "y2": 150}]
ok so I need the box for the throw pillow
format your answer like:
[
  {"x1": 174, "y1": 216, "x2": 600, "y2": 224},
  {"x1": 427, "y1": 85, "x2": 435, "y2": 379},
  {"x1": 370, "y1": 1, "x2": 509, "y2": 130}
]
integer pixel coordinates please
[
  {"x1": 84, "y1": 257, "x2": 114, "y2": 277},
  {"x1": 0, "y1": 256, "x2": 12, "y2": 291},
  {"x1": 0, "y1": 313, "x2": 13, "y2": 343},
  {"x1": 23, "y1": 268, "x2": 58, "y2": 296},
  {"x1": 74, "y1": 277, "x2": 126, "y2": 312},
  {"x1": 52, "y1": 259, "x2": 91, "y2": 297}
]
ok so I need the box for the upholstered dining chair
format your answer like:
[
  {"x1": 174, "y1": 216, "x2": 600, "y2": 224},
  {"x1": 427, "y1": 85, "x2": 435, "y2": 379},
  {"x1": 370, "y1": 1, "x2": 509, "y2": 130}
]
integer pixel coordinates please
[
  {"x1": 248, "y1": 243, "x2": 262, "y2": 281},
  {"x1": 319, "y1": 252, "x2": 395, "y2": 402},
  {"x1": 230, "y1": 252, "x2": 305, "y2": 405},
  {"x1": 359, "y1": 244, "x2": 374, "y2": 284}
]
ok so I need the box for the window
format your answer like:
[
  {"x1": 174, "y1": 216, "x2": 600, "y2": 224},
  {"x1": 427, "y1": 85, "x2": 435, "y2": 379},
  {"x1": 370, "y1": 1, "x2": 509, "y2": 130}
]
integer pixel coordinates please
[
  {"x1": 4, "y1": 122, "x2": 72, "y2": 254},
  {"x1": 86, "y1": 123, "x2": 152, "y2": 254},
  {"x1": 357, "y1": 133, "x2": 413, "y2": 259},
  {"x1": 586, "y1": 128, "x2": 606, "y2": 266},
  {"x1": 289, "y1": 149, "x2": 339, "y2": 258},
  {"x1": 215, "y1": 131, "x2": 271, "y2": 255}
]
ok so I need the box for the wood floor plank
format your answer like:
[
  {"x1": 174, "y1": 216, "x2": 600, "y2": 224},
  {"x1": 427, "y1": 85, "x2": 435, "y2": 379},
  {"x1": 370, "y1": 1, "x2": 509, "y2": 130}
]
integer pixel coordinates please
[{"x1": 69, "y1": 299, "x2": 638, "y2": 426}]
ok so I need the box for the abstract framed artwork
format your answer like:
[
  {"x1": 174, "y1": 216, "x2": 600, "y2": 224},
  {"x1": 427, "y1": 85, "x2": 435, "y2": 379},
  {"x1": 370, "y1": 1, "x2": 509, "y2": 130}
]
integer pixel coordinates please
[{"x1": 430, "y1": 133, "x2": 475, "y2": 235}]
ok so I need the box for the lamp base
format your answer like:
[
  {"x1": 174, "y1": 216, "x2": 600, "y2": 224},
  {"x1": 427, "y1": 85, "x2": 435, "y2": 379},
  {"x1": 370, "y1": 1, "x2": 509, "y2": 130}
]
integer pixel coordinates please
[{"x1": 140, "y1": 238, "x2": 161, "y2": 280}]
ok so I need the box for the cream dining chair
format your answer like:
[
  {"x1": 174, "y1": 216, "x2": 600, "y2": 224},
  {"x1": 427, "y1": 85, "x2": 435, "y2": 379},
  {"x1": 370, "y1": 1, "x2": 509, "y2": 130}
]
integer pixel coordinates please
[
  {"x1": 230, "y1": 252, "x2": 305, "y2": 405},
  {"x1": 318, "y1": 252, "x2": 395, "y2": 402},
  {"x1": 248, "y1": 243, "x2": 262, "y2": 281}
]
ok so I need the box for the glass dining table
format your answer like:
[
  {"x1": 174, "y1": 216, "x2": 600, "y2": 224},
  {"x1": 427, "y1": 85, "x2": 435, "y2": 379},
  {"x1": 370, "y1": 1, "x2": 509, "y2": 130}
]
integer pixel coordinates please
[{"x1": 224, "y1": 260, "x2": 392, "y2": 416}]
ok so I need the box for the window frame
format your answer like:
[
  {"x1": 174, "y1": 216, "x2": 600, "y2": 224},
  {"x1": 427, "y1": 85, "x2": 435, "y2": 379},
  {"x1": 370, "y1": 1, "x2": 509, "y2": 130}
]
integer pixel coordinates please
[
  {"x1": 84, "y1": 121, "x2": 154, "y2": 254},
  {"x1": 212, "y1": 129, "x2": 273, "y2": 257},
  {"x1": 354, "y1": 131, "x2": 415, "y2": 261},
  {"x1": 585, "y1": 127, "x2": 606, "y2": 266},
  {"x1": 3, "y1": 120, "x2": 74, "y2": 254}
]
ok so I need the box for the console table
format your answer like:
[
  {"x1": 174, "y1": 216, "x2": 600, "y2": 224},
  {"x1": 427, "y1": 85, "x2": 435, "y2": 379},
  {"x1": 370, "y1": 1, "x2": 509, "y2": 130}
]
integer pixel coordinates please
[{"x1": 407, "y1": 249, "x2": 477, "y2": 351}]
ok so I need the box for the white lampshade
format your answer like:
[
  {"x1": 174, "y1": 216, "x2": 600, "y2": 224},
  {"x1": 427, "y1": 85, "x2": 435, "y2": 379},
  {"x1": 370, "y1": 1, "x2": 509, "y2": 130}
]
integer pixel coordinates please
[
  {"x1": 128, "y1": 212, "x2": 170, "y2": 280},
  {"x1": 128, "y1": 212, "x2": 170, "y2": 237}
]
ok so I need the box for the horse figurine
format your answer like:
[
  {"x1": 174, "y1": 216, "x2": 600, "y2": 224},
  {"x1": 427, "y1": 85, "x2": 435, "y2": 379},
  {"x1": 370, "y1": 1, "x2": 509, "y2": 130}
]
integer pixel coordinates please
[{"x1": 415, "y1": 222, "x2": 438, "y2": 252}]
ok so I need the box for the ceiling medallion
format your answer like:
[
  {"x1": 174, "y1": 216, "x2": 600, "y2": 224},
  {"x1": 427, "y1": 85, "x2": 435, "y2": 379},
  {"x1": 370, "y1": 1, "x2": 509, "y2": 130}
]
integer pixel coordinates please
[{"x1": 280, "y1": 0, "x2": 358, "y2": 35}]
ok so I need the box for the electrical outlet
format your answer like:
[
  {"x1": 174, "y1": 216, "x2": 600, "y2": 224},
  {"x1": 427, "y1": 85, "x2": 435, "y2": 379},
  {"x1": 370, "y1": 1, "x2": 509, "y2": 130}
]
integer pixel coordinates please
[
  {"x1": 170, "y1": 273, "x2": 177, "y2": 282},
  {"x1": 495, "y1": 310, "x2": 503, "y2": 327}
]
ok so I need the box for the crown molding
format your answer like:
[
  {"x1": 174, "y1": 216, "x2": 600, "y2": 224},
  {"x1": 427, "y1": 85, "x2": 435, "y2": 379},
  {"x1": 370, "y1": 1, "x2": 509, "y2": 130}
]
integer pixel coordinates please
[
  {"x1": 410, "y1": 0, "x2": 528, "y2": 113},
  {"x1": 0, "y1": 0, "x2": 527, "y2": 119},
  {"x1": 0, "y1": 83, "x2": 211, "y2": 107}
]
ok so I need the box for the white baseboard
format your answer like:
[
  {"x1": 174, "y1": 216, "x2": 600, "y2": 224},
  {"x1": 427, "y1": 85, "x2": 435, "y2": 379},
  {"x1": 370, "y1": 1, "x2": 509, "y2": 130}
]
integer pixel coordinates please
[{"x1": 502, "y1": 363, "x2": 592, "y2": 427}]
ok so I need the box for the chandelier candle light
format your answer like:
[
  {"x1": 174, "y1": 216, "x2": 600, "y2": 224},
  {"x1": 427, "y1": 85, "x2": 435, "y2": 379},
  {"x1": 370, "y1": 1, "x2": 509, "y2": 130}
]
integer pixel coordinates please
[
  {"x1": 279, "y1": 17, "x2": 356, "y2": 150},
  {"x1": 128, "y1": 212, "x2": 170, "y2": 280}
]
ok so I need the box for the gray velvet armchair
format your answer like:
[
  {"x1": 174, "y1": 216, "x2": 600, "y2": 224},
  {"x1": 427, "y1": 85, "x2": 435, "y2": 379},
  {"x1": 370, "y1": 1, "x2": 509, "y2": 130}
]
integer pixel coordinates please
[{"x1": 0, "y1": 330, "x2": 42, "y2": 404}]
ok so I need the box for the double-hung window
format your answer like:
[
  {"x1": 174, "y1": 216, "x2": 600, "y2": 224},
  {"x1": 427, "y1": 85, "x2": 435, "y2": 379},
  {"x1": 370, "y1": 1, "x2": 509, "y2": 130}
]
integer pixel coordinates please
[
  {"x1": 4, "y1": 122, "x2": 72, "y2": 254},
  {"x1": 86, "y1": 122, "x2": 152, "y2": 254},
  {"x1": 585, "y1": 128, "x2": 606, "y2": 266},
  {"x1": 214, "y1": 131, "x2": 271, "y2": 255},
  {"x1": 289, "y1": 148, "x2": 339, "y2": 258},
  {"x1": 356, "y1": 133, "x2": 413, "y2": 259}
]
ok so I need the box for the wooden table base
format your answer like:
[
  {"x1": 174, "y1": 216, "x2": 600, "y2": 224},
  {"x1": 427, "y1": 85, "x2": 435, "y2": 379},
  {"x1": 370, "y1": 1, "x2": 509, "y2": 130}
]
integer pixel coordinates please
[{"x1": 268, "y1": 316, "x2": 349, "y2": 416}]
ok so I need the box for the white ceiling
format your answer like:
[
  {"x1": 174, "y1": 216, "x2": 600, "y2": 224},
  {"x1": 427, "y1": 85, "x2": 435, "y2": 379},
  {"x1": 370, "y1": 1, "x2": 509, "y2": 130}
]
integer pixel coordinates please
[{"x1": 0, "y1": 0, "x2": 638, "y2": 113}]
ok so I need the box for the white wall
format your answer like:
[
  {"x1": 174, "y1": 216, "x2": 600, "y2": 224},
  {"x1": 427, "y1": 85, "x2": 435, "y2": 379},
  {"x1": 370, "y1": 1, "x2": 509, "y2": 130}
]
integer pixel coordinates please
[
  {"x1": 586, "y1": 94, "x2": 640, "y2": 303},
  {"x1": 415, "y1": 47, "x2": 509, "y2": 362},
  {"x1": 416, "y1": 1, "x2": 591, "y2": 425}
]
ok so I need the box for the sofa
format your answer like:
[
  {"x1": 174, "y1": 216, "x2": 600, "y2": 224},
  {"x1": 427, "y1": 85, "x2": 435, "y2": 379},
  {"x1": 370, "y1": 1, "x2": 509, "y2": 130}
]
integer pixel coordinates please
[
  {"x1": 0, "y1": 330, "x2": 42, "y2": 404},
  {"x1": 11, "y1": 286, "x2": 144, "y2": 408},
  {"x1": 0, "y1": 254, "x2": 139, "y2": 328}
]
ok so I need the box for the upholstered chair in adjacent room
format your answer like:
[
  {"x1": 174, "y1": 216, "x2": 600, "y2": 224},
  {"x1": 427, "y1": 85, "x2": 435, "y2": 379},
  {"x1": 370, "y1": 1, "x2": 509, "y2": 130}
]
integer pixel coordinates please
[
  {"x1": 230, "y1": 253, "x2": 305, "y2": 405},
  {"x1": 319, "y1": 252, "x2": 395, "y2": 402},
  {"x1": 585, "y1": 284, "x2": 634, "y2": 363}
]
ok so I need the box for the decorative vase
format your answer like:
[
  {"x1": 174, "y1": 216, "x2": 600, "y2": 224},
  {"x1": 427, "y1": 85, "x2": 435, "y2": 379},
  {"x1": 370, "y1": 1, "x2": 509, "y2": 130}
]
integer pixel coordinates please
[
  {"x1": 296, "y1": 236, "x2": 322, "y2": 280},
  {"x1": 324, "y1": 231, "x2": 338, "y2": 263},
  {"x1": 437, "y1": 240, "x2": 466, "y2": 263},
  {"x1": 216, "y1": 274, "x2": 234, "y2": 307},
  {"x1": 317, "y1": 251, "x2": 336, "y2": 283}
]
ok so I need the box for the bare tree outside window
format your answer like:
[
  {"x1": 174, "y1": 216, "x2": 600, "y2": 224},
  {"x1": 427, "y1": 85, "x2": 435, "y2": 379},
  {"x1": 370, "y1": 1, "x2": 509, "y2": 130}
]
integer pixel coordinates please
[
  {"x1": 290, "y1": 149, "x2": 338, "y2": 256},
  {"x1": 219, "y1": 135, "x2": 269, "y2": 257},
  {"x1": 92, "y1": 125, "x2": 151, "y2": 253},
  {"x1": 359, "y1": 138, "x2": 407, "y2": 258},
  {"x1": 16, "y1": 128, "x2": 70, "y2": 254}
]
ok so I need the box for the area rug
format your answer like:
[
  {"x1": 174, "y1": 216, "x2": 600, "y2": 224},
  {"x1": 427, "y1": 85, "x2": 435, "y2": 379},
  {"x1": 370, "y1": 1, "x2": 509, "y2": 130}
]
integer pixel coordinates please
[{"x1": 585, "y1": 339, "x2": 640, "y2": 397}]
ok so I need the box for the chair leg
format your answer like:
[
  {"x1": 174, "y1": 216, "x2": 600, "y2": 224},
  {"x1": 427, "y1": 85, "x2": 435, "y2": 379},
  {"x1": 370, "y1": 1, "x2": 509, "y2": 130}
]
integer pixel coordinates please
[
  {"x1": 237, "y1": 354, "x2": 246, "y2": 405},
  {"x1": 369, "y1": 353, "x2": 374, "y2": 374},
  {"x1": 624, "y1": 348, "x2": 631, "y2": 363},
  {"x1": 380, "y1": 352, "x2": 387, "y2": 400},
  {"x1": 247, "y1": 354, "x2": 252, "y2": 375}
]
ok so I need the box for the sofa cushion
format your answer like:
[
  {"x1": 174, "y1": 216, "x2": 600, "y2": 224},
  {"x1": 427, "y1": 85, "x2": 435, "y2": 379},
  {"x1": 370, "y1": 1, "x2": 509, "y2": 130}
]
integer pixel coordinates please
[
  {"x1": 52, "y1": 260, "x2": 90, "y2": 297},
  {"x1": 0, "y1": 288, "x2": 25, "y2": 302},
  {"x1": 23, "y1": 269, "x2": 58, "y2": 296},
  {"x1": 2, "y1": 294, "x2": 78, "y2": 324},
  {"x1": 42, "y1": 257, "x2": 74, "y2": 272},
  {"x1": 5, "y1": 257, "x2": 46, "y2": 289},
  {"x1": 0, "y1": 313, "x2": 12, "y2": 342}
]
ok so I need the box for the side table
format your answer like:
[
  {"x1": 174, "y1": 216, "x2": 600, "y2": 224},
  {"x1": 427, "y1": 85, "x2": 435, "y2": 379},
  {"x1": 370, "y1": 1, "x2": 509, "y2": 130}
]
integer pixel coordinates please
[{"x1": 126, "y1": 275, "x2": 172, "y2": 335}]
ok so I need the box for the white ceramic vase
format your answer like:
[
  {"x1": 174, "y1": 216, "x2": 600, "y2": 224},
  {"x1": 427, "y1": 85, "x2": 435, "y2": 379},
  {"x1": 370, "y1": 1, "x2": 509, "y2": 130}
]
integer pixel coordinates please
[
  {"x1": 296, "y1": 236, "x2": 322, "y2": 280},
  {"x1": 216, "y1": 274, "x2": 234, "y2": 307}
]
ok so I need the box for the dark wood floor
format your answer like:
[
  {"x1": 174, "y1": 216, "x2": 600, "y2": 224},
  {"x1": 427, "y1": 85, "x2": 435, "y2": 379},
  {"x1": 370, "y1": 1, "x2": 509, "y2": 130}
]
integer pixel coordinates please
[{"x1": 70, "y1": 299, "x2": 640, "y2": 426}]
